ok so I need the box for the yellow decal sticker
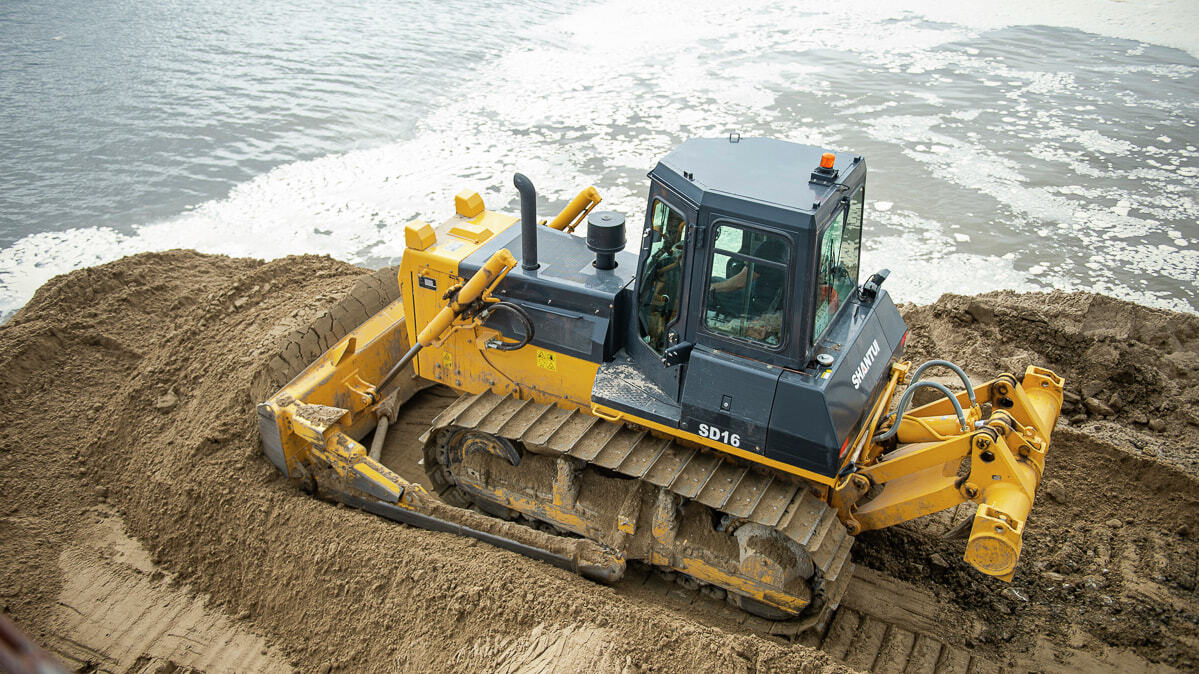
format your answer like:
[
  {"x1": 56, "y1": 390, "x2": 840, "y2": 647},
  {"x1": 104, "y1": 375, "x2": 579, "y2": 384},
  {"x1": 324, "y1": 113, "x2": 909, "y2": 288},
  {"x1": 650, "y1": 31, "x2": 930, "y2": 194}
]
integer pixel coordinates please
[
  {"x1": 821, "y1": 369, "x2": 831, "y2": 379},
  {"x1": 536, "y1": 350, "x2": 557, "y2": 371},
  {"x1": 441, "y1": 351, "x2": 453, "y2": 371}
]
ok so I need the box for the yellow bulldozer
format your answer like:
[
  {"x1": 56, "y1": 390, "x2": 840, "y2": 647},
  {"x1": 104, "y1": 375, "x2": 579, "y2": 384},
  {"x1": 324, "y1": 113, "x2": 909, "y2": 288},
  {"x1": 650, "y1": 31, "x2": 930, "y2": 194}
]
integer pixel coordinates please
[{"x1": 256, "y1": 137, "x2": 1063, "y2": 632}]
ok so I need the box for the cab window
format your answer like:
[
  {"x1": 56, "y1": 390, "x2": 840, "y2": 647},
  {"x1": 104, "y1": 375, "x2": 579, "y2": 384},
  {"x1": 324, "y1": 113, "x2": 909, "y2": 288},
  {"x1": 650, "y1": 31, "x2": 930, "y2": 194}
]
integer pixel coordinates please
[
  {"x1": 704, "y1": 223, "x2": 790, "y2": 348},
  {"x1": 812, "y1": 187, "x2": 863, "y2": 341},
  {"x1": 637, "y1": 200, "x2": 688, "y2": 354}
]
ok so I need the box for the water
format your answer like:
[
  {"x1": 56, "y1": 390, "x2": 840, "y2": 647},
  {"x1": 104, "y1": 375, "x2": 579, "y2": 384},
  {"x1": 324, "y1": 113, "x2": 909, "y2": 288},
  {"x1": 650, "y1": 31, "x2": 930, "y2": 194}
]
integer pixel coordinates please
[{"x1": 2, "y1": 0, "x2": 1196, "y2": 318}]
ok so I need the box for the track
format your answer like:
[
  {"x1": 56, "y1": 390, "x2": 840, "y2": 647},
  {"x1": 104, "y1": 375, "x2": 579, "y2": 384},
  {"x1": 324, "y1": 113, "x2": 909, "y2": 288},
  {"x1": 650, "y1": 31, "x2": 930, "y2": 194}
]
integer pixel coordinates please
[
  {"x1": 421, "y1": 390, "x2": 855, "y2": 629},
  {"x1": 44, "y1": 511, "x2": 290, "y2": 673},
  {"x1": 615, "y1": 563, "x2": 1003, "y2": 673},
  {"x1": 380, "y1": 388, "x2": 958, "y2": 666},
  {"x1": 272, "y1": 270, "x2": 1190, "y2": 672}
]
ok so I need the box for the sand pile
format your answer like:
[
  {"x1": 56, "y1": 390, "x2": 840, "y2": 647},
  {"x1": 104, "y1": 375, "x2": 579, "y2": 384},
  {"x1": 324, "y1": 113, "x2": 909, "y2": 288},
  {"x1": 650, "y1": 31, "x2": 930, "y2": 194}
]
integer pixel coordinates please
[{"x1": 0, "y1": 251, "x2": 846, "y2": 673}]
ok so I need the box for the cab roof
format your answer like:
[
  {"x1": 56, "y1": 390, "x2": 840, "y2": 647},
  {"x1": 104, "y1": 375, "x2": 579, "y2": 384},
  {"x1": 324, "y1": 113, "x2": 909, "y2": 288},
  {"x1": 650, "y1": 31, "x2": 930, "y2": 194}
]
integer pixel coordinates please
[{"x1": 650, "y1": 137, "x2": 863, "y2": 224}]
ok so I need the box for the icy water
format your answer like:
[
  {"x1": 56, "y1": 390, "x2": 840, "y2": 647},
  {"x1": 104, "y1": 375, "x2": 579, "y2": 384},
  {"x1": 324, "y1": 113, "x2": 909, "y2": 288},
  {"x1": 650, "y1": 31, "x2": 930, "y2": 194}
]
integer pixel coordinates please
[{"x1": 1, "y1": 0, "x2": 1196, "y2": 318}]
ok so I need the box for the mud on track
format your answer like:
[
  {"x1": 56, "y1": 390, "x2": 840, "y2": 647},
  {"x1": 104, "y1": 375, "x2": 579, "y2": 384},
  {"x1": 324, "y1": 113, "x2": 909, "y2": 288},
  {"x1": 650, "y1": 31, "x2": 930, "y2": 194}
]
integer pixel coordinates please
[{"x1": 0, "y1": 251, "x2": 1196, "y2": 672}]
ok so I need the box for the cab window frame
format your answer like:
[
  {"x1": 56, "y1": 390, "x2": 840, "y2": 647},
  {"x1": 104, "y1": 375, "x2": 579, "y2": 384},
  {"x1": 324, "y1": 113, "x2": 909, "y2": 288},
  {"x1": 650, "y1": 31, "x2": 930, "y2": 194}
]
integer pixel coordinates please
[
  {"x1": 810, "y1": 185, "x2": 864, "y2": 346},
  {"x1": 635, "y1": 196, "x2": 691, "y2": 355},
  {"x1": 699, "y1": 218, "x2": 793, "y2": 352}
]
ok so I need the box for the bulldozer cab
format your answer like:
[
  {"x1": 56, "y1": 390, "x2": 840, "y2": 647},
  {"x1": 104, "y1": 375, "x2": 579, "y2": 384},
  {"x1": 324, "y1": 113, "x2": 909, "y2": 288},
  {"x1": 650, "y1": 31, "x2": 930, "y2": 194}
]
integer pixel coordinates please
[
  {"x1": 629, "y1": 137, "x2": 868, "y2": 371},
  {"x1": 602, "y1": 137, "x2": 904, "y2": 476}
]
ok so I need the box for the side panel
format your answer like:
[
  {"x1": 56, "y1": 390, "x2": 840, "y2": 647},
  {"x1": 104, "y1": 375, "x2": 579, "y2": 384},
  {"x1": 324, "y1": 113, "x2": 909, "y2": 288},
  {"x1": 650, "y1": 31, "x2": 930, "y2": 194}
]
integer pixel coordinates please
[
  {"x1": 679, "y1": 346, "x2": 782, "y2": 454},
  {"x1": 484, "y1": 297, "x2": 610, "y2": 362},
  {"x1": 766, "y1": 375, "x2": 838, "y2": 477},
  {"x1": 765, "y1": 292, "x2": 906, "y2": 478},
  {"x1": 399, "y1": 210, "x2": 604, "y2": 409},
  {"x1": 459, "y1": 224, "x2": 637, "y2": 363}
]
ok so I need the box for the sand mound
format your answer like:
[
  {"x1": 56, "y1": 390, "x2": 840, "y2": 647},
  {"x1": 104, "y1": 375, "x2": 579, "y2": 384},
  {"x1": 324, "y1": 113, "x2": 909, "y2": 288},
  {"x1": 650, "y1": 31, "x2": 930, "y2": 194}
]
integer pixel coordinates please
[{"x1": 0, "y1": 250, "x2": 844, "y2": 673}]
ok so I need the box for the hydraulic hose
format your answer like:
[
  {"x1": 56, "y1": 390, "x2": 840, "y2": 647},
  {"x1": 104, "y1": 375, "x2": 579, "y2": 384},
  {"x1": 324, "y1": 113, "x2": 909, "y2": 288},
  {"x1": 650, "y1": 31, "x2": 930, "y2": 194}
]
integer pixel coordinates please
[
  {"x1": 909, "y1": 359, "x2": 976, "y2": 405},
  {"x1": 873, "y1": 380, "x2": 968, "y2": 443},
  {"x1": 482, "y1": 301, "x2": 535, "y2": 351},
  {"x1": 375, "y1": 248, "x2": 518, "y2": 394}
]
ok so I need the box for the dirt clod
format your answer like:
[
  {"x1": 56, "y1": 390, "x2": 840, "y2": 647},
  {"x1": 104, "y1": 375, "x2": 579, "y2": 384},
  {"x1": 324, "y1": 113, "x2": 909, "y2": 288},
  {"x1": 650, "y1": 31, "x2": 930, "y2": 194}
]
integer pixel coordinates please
[
  {"x1": 1084, "y1": 397, "x2": 1114, "y2": 416},
  {"x1": 1044, "y1": 478, "x2": 1068, "y2": 504},
  {"x1": 153, "y1": 388, "x2": 178, "y2": 410}
]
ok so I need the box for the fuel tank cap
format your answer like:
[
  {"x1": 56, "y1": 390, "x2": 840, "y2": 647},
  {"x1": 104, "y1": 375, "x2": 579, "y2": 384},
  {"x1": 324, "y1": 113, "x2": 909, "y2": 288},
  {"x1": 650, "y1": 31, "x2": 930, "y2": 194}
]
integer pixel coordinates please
[{"x1": 816, "y1": 353, "x2": 835, "y2": 367}]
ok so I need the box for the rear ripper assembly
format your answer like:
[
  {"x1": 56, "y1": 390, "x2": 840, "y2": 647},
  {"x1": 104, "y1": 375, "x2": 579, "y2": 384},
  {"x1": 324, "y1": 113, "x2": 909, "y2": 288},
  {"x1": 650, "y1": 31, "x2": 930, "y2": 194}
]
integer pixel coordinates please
[{"x1": 258, "y1": 137, "x2": 1063, "y2": 632}]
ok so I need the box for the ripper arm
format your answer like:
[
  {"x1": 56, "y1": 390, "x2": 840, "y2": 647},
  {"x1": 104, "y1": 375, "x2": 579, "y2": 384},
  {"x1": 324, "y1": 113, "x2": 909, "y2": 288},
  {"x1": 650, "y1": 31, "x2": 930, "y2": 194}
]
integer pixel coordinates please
[{"x1": 848, "y1": 366, "x2": 1063, "y2": 581}]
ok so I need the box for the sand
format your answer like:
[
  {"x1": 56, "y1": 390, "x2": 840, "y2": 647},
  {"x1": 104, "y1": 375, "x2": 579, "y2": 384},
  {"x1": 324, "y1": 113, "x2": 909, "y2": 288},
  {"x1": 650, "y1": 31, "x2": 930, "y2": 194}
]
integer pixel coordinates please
[{"x1": 1, "y1": 250, "x2": 1196, "y2": 672}]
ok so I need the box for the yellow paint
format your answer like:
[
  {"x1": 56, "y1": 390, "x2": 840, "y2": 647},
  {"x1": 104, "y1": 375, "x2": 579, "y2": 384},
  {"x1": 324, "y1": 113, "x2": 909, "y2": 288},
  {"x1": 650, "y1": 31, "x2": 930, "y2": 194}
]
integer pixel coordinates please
[
  {"x1": 547, "y1": 186, "x2": 602, "y2": 232},
  {"x1": 262, "y1": 184, "x2": 1066, "y2": 590},
  {"x1": 616, "y1": 515, "x2": 635, "y2": 535},
  {"x1": 448, "y1": 221, "x2": 494, "y2": 244},
  {"x1": 591, "y1": 402, "x2": 839, "y2": 487},
  {"x1": 414, "y1": 248, "x2": 516, "y2": 347},
  {"x1": 844, "y1": 361, "x2": 906, "y2": 470},
  {"x1": 966, "y1": 502, "x2": 1024, "y2": 581},
  {"x1": 405, "y1": 221, "x2": 436, "y2": 250},
  {"x1": 854, "y1": 460, "x2": 964, "y2": 530},
  {"x1": 858, "y1": 437, "x2": 966, "y2": 485},
  {"x1": 454, "y1": 190, "x2": 485, "y2": 218},
  {"x1": 853, "y1": 371, "x2": 1063, "y2": 581},
  {"x1": 452, "y1": 454, "x2": 810, "y2": 617},
  {"x1": 395, "y1": 202, "x2": 598, "y2": 407},
  {"x1": 676, "y1": 557, "x2": 808, "y2": 613}
]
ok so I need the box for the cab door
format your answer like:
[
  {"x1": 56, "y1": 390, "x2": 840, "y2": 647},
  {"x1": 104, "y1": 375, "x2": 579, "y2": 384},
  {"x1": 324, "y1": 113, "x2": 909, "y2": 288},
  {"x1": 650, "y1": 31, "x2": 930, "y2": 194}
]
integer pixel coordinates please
[
  {"x1": 676, "y1": 219, "x2": 793, "y2": 454},
  {"x1": 627, "y1": 186, "x2": 697, "y2": 399}
]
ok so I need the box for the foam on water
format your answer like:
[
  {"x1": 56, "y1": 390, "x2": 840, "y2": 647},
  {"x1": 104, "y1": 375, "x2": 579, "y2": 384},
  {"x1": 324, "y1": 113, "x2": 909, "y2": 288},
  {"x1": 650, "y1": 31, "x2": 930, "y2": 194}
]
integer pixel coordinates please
[{"x1": 2, "y1": 0, "x2": 1196, "y2": 317}]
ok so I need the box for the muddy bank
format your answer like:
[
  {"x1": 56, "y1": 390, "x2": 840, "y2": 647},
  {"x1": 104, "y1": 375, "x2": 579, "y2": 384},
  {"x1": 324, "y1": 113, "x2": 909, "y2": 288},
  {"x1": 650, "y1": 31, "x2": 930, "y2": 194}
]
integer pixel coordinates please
[{"x1": 0, "y1": 250, "x2": 1196, "y2": 672}]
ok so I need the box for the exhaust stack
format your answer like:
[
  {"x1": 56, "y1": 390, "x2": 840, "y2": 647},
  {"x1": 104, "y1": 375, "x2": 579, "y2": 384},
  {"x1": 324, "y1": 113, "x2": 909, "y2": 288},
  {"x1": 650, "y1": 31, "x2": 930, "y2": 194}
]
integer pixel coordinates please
[{"x1": 514, "y1": 173, "x2": 538, "y2": 271}]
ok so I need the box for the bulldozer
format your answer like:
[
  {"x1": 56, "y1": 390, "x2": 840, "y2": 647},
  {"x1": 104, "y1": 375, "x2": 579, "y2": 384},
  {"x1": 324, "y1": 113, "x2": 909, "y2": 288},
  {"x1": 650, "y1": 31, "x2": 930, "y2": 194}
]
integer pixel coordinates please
[{"x1": 256, "y1": 136, "x2": 1064, "y2": 632}]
